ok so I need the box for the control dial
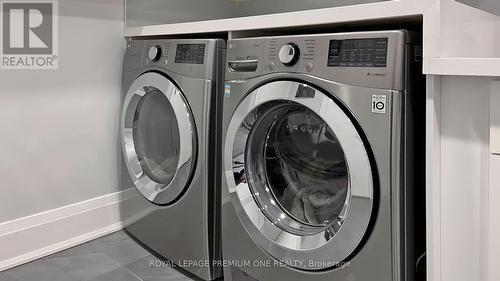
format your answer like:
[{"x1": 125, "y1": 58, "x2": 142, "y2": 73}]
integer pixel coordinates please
[
  {"x1": 148, "y1": 45, "x2": 162, "y2": 62},
  {"x1": 278, "y1": 43, "x2": 300, "y2": 66}
]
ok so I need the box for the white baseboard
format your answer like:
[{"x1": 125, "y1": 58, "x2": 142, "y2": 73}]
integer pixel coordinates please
[{"x1": 0, "y1": 188, "x2": 138, "y2": 272}]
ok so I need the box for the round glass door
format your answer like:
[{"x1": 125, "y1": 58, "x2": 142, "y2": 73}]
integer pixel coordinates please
[
  {"x1": 122, "y1": 72, "x2": 197, "y2": 205},
  {"x1": 245, "y1": 102, "x2": 349, "y2": 233},
  {"x1": 133, "y1": 89, "x2": 180, "y2": 184},
  {"x1": 225, "y1": 81, "x2": 375, "y2": 270}
]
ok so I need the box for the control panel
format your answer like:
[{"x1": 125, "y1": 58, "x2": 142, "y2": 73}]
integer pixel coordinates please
[
  {"x1": 175, "y1": 44, "x2": 206, "y2": 64},
  {"x1": 225, "y1": 30, "x2": 409, "y2": 90},
  {"x1": 123, "y1": 38, "x2": 225, "y2": 81},
  {"x1": 143, "y1": 41, "x2": 207, "y2": 66},
  {"x1": 327, "y1": 38, "x2": 388, "y2": 67}
]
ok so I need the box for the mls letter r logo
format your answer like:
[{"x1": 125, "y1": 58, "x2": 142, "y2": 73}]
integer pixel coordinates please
[{"x1": 1, "y1": 0, "x2": 58, "y2": 69}]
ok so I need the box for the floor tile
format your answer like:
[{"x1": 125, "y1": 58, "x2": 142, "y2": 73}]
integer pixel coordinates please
[
  {"x1": 0, "y1": 252, "x2": 121, "y2": 281},
  {"x1": 95, "y1": 231, "x2": 131, "y2": 243},
  {"x1": 85, "y1": 267, "x2": 142, "y2": 281},
  {"x1": 125, "y1": 255, "x2": 195, "y2": 281},
  {"x1": 55, "y1": 231, "x2": 150, "y2": 266},
  {"x1": 103, "y1": 238, "x2": 151, "y2": 265},
  {"x1": 0, "y1": 230, "x2": 197, "y2": 281}
]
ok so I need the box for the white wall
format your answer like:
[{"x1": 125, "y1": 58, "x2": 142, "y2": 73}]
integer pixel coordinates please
[
  {"x1": 456, "y1": 0, "x2": 500, "y2": 17},
  {"x1": 0, "y1": 0, "x2": 125, "y2": 270},
  {"x1": 0, "y1": 0, "x2": 124, "y2": 223}
]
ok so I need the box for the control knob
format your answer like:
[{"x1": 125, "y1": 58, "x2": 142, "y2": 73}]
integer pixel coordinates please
[
  {"x1": 278, "y1": 43, "x2": 300, "y2": 66},
  {"x1": 148, "y1": 45, "x2": 162, "y2": 62}
]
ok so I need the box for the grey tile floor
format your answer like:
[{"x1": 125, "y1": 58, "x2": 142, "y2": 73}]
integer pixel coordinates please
[{"x1": 0, "y1": 231, "x2": 197, "y2": 281}]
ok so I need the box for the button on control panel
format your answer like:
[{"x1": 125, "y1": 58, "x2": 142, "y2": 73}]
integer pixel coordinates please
[{"x1": 305, "y1": 62, "x2": 313, "y2": 72}]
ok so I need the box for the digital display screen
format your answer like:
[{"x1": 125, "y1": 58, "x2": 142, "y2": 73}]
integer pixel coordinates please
[
  {"x1": 175, "y1": 44, "x2": 205, "y2": 64},
  {"x1": 328, "y1": 38, "x2": 388, "y2": 67}
]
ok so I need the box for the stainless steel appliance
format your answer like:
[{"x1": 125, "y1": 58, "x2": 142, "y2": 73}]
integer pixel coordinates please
[
  {"x1": 119, "y1": 38, "x2": 225, "y2": 281},
  {"x1": 221, "y1": 30, "x2": 421, "y2": 281}
]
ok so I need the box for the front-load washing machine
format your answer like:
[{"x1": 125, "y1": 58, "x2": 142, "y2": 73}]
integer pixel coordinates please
[
  {"x1": 221, "y1": 30, "x2": 423, "y2": 281},
  {"x1": 119, "y1": 38, "x2": 225, "y2": 280}
]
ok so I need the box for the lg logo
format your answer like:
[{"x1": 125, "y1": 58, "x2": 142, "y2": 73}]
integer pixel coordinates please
[{"x1": 1, "y1": 0, "x2": 58, "y2": 69}]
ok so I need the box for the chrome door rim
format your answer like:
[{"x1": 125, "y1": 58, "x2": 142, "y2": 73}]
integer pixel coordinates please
[
  {"x1": 224, "y1": 80, "x2": 374, "y2": 270},
  {"x1": 122, "y1": 72, "x2": 196, "y2": 205}
]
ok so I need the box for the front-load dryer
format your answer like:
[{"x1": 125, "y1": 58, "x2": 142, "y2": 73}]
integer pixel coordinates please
[
  {"x1": 119, "y1": 38, "x2": 225, "y2": 281},
  {"x1": 221, "y1": 30, "x2": 424, "y2": 281}
]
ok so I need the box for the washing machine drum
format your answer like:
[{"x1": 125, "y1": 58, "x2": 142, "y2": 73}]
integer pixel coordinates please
[
  {"x1": 121, "y1": 72, "x2": 197, "y2": 205},
  {"x1": 225, "y1": 80, "x2": 376, "y2": 270},
  {"x1": 252, "y1": 104, "x2": 349, "y2": 227}
]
